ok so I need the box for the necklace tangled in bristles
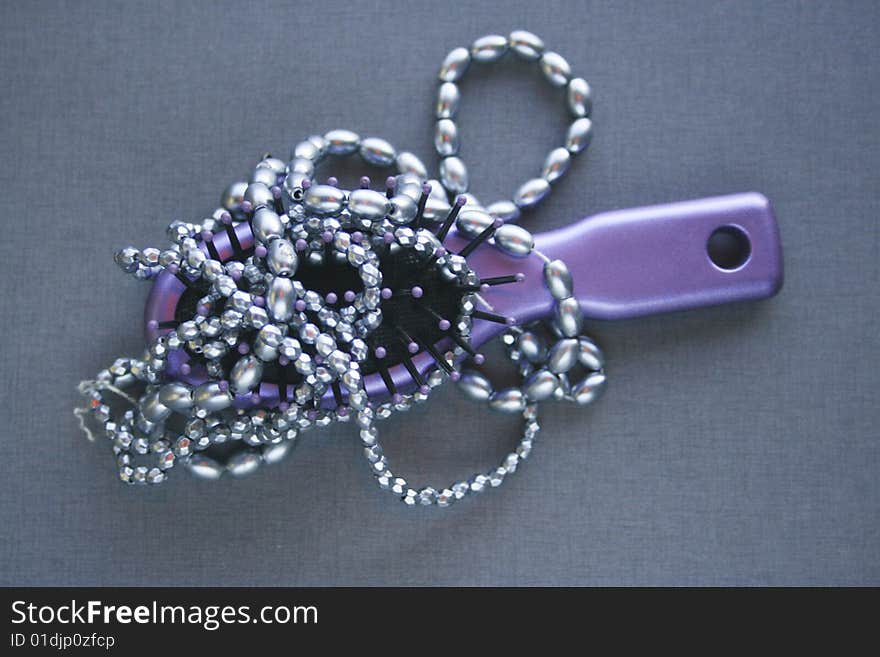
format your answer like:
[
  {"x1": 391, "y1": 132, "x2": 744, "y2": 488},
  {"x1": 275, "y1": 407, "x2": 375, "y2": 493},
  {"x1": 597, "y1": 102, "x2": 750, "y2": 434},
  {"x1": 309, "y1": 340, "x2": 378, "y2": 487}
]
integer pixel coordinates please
[{"x1": 76, "y1": 30, "x2": 605, "y2": 506}]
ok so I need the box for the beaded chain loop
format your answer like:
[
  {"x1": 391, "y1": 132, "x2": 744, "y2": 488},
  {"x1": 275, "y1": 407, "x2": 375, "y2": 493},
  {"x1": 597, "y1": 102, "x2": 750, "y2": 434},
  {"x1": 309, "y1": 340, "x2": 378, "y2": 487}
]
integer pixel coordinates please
[
  {"x1": 361, "y1": 403, "x2": 541, "y2": 507},
  {"x1": 431, "y1": 32, "x2": 604, "y2": 425},
  {"x1": 434, "y1": 30, "x2": 593, "y2": 222}
]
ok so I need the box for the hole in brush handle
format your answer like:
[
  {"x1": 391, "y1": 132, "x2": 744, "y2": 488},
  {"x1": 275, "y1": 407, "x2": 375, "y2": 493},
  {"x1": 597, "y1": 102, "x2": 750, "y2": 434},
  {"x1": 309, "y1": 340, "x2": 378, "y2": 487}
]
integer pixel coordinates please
[{"x1": 707, "y1": 225, "x2": 752, "y2": 271}]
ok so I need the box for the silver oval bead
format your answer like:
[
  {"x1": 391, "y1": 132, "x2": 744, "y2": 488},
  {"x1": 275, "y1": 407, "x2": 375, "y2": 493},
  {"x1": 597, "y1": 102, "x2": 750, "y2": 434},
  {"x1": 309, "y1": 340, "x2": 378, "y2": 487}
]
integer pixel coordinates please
[
  {"x1": 395, "y1": 173, "x2": 424, "y2": 202},
  {"x1": 267, "y1": 276, "x2": 296, "y2": 322},
  {"x1": 471, "y1": 34, "x2": 508, "y2": 62},
  {"x1": 567, "y1": 77, "x2": 592, "y2": 117},
  {"x1": 250, "y1": 166, "x2": 277, "y2": 187},
  {"x1": 251, "y1": 207, "x2": 284, "y2": 244},
  {"x1": 256, "y1": 156, "x2": 286, "y2": 176},
  {"x1": 440, "y1": 156, "x2": 468, "y2": 194},
  {"x1": 572, "y1": 371, "x2": 607, "y2": 405},
  {"x1": 187, "y1": 454, "x2": 224, "y2": 481},
  {"x1": 389, "y1": 194, "x2": 418, "y2": 225},
  {"x1": 542, "y1": 147, "x2": 571, "y2": 184},
  {"x1": 193, "y1": 382, "x2": 232, "y2": 412},
  {"x1": 349, "y1": 188, "x2": 392, "y2": 221},
  {"x1": 305, "y1": 134, "x2": 328, "y2": 159},
  {"x1": 439, "y1": 47, "x2": 470, "y2": 82},
  {"x1": 221, "y1": 181, "x2": 247, "y2": 212},
  {"x1": 494, "y1": 224, "x2": 534, "y2": 257},
  {"x1": 262, "y1": 440, "x2": 294, "y2": 465},
  {"x1": 548, "y1": 338, "x2": 579, "y2": 373},
  {"x1": 158, "y1": 382, "x2": 193, "y2": 411},
  {"x1": 524, "y1": 369, "x2": 558, "y2": 401},
  {"x1": 488, "y1": 388, "x2": 527, "y2": 414},
  {"x1": 288, "y1": 156, "x2": 315, "y2": 176},
  {"x1": 283, "y1": 171, "x2": 309, "y2": 198},
  {"x1": 435, "y1": 82, "x2": 460, "y2": 119},
  {"x1": 230, "y1": 354, "x2": 263, "y2": 394},
  {"x1": 456, "y1": 208, "x2": 494, "y2": 237},
  {"x1": 267, "y1": 238, "x2": 298, "y2": 277},
  {"x1": 486, "y1": 200, "x2": 521, "y2": 223},
  {"x1": 360, "y1": 137, "x2": 396, "y2": 167},
  {"x1": 434, "y1": 119, "x2": 459, "y2": 157},
  {"x1": 426, "y1": 179, "x2": 447, "y2": 202},
  {"x1": 140, "y1": 390, "x2": 171, "y2": 423},
  {"x1": 244, "y1": 182, "x2": 274, "y2": 209},
  {"x1": 578, "y1": 336, "x2": 605, "y2": 371},
  {"x1": 540, "y1": 51, "x2": 571, "y2": 87},
  {"x1": 514, "y1": 177, "x2": 550, "y2": 208},
  {"x1": 566, "y1": 118, "x2": 593, "y2": 154},
  {"x1": 544, "y1": 259, "x2": 573, "y2": 299},
  {"x1": 396, "y1": 151, "x2": 428, "y2": 179},
  {"x1": 293, "y1": 139, "x2": 321, "y2": 161},
  {"x1": 554, "y1": 297, "x2": 583, "y2": 337},
  {"x1": 227, "y1": 451, "x2": 262, "y2": 478},
  {"x1": 509, "y1": 30, "x2": 544, "y2": 60},
  {"x1": 303, "y1": 184, "x2": 346, "y2": 215},
  {"x1": 517, "y1": 331, "x2": 546, "y2": 363},
  {"x1": 324, "y1": 129, "x2": 360, "y2": 156},
  {"x1": 458, "y1": 370, "x2": 493, "y2": 402},
  {"x1": 422, "y1": 196, "x2": 451, "y2": 223}
]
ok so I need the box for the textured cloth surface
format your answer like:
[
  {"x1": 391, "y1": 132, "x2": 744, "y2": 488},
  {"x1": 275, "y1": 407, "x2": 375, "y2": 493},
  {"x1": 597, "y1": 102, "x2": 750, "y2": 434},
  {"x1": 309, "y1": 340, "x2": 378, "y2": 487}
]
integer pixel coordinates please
[{"x1": 0, "y1": 0, "x2": 877, "y2": 586}]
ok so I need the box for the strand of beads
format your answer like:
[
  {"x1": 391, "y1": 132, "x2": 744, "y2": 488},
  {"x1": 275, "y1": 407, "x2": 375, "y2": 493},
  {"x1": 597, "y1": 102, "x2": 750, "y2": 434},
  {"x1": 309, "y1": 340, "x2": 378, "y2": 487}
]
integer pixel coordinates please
[
  {"x1": 458, "y1": 242, "x2": 607, "y2": 413},
  {"x1": 358, "y1": 399, "x2": 541, "y2": 507},
  {"x1": 435, "y1": 30, "x2": 593, "y2": 222},
  {"x1": 284, "y1": 131, "x2": 457, "y2": 232},
  {"x1": 420, "y1": 32, "x2": 605, "y2": 504},
  {"x1": 75, "y1": 356, "x2": 356, "y2": 485},
  {"x1": 285, "y1": 131, "x2": 428, "y2": 202},
  {"x1": 76, "y1": 360, "x2": 173, "y2": 485}
]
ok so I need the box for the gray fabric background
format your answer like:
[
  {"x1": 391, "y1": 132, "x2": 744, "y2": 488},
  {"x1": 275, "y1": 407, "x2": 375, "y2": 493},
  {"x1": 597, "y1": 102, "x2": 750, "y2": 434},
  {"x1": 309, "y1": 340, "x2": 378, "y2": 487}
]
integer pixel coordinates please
[{"x1": 0, "y1": 0, "x2": 877, "y2": 586}]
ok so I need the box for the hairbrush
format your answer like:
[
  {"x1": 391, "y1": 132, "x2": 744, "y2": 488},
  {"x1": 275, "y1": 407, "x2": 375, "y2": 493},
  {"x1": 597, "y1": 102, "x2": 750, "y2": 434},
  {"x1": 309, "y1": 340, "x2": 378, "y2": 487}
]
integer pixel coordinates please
[{"x1": 77, "y1": 30, "x2": 783, "y2": 506}]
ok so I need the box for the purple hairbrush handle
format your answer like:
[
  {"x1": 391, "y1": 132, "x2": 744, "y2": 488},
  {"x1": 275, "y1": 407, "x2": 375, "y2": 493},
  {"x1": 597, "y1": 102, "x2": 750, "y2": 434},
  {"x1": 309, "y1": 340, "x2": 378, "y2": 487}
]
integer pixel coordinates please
[
  {"x1": 361, "y1": 192, "x2": 782, "y2": 401},
  {"x1": 463, "y1": 191, "x2": 783, "y2": 343}
]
